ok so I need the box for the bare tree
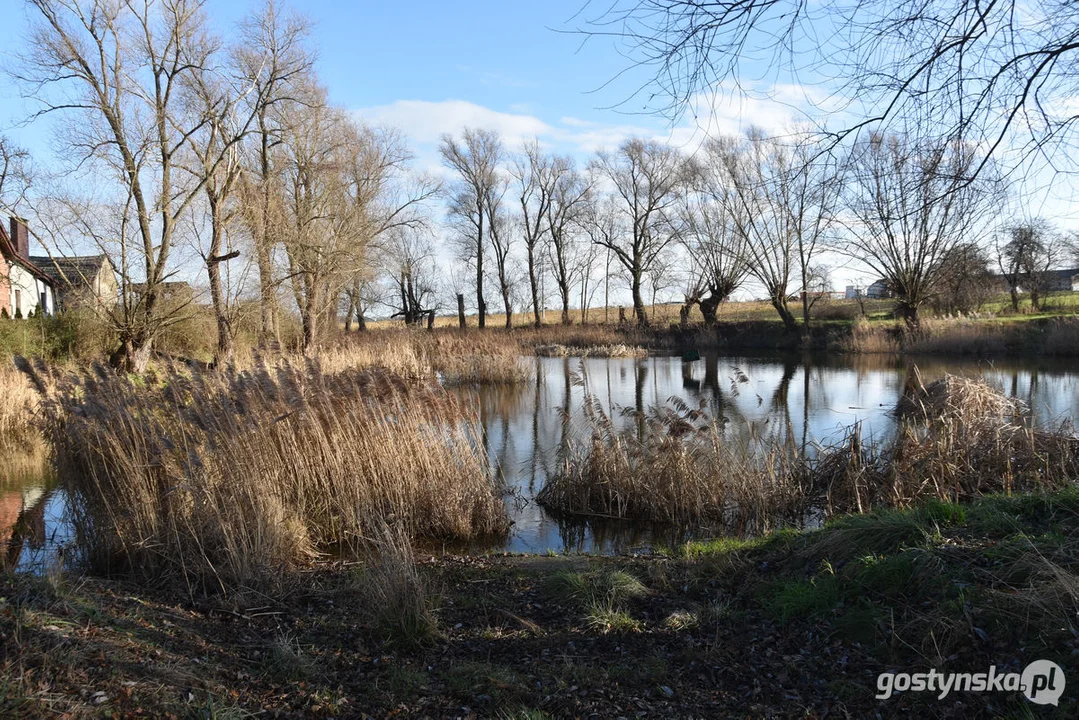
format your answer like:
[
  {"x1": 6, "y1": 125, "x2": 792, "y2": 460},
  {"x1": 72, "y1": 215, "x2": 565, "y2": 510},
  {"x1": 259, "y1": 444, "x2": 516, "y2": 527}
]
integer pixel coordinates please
[
  {"x1": 511, "y1": 140, "x2": 555, "y2": 327},
  {"x1": 679, "y1": 161, "x2": 748, "y2": 325},
  {"x1": 381, "y1": 227, "x2": 439, "y2": 325},
  {"x1": 233, "y1": 0, "x2": 314, "y2": 347},
  {"x1": 932, "y1": 241, "x2": 994, "y2": 315},
  {"x1": 0, "y1": 137, "x2": 32, "y2": 215},
  {"x1": 998, "y1": 221, "x2": 1061, "y2": 312},
  {"x1": 576, "y1": 1, "x2": 1079, "y2": 178},
  {"x1": 19, "y1": 0, "x2": 241, "y2": 371},
  {"x1": 546, "y1": 157, "x2": 592, "y2": 325},
  {"x1": 440, "y1": 128, "x2": 502, "y2": 329},
  {"x1": 711, "y1": 130, "x2": 835, "y2": 332},
  {"x1": 589, "y1": 137, "x2": 687, "y2": 326},
  {"x1": 483, "y1": 173, "x2": 515, "y2": 328},
  {"x1": 844, "y1": 133, "x2": 1002, "y2": 326}
]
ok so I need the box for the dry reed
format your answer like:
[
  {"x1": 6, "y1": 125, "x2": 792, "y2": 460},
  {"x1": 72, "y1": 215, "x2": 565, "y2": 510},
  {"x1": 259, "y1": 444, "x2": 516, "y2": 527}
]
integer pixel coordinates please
[
  {"x1": 540, "y1": 376, "x2": 1079, "y2": 529},
  {"x1": 0, "y1": 362, "x2": 40, "y2": 451},
  {"x1": 23, "y1": 357, "x2": 508, "y2": 591},
  {"x1": 536, "y1": 398, "x2": 808, "y2": 533}
]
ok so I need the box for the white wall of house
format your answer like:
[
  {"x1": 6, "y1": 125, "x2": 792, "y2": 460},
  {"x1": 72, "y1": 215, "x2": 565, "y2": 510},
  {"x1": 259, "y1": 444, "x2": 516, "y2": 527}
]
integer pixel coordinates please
[{"x1": 8, "y1": 262, "x2": 54, "y2": 317}]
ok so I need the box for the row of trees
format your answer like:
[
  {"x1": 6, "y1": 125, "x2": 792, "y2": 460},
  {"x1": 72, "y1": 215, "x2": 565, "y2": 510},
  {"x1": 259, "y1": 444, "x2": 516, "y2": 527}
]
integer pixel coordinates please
[
  {"x1": 7, "y1": 0, "x2": 439, "y2": 371},
  {"x1": 435, "y1": 127, "x2": 1011, "y2": 335},
  {"x1": 1, "y1": 1, "x2": 1074, "y2": 373}
]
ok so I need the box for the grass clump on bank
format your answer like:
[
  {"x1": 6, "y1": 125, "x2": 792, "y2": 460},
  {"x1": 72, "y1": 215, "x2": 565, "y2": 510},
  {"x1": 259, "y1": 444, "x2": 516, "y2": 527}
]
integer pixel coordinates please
[{"x1": 22, "y1": 357, "x2": 508, "y2": 592}]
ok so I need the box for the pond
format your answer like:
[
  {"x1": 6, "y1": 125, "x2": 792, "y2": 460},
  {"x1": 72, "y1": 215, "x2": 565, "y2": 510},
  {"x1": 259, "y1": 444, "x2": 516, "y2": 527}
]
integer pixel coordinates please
[
  {"x1": 2, "y1": 353, "x2": 1078, "y2": 565},
  {"x1": 464, "y1": 353, "x2": 1079, "y2": 554}
]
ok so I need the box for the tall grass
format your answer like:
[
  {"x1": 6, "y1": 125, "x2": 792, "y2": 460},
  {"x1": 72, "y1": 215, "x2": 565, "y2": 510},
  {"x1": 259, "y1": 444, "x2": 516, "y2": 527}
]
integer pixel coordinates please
[
  {"x1": 24, "y1": 358, "x2": 508, "y2": 591},
  {"x1": 844, "y1": 315, "x2": 1079, "y2": 356},
  {"x1": 537, "y1": 398, "x2": 808, "y2": 533},
  {"x1": 539, "y1": 376, "x2": 1079, "y2": 530},
  {"x1": 322, "y1": 330, "x2": 530, "y2": 384},
  {"x1": 0, "y1": 363, "x2": 39, "y2": 451}
]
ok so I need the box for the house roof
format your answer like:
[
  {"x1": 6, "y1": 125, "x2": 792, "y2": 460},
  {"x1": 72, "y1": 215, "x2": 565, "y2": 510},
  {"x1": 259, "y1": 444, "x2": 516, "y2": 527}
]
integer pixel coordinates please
[
  {"x1": 28, "y1": 254, "x2": 112, "y2": 289},
  {"x1": 0, "y1": 224, "x2": 54, "y2": 285}
]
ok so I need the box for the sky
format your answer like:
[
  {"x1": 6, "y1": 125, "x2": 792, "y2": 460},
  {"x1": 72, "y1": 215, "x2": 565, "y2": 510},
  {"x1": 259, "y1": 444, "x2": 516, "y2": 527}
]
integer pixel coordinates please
[{"x1": 0, "y1": 0, "x2": 1075, "y2": 304}]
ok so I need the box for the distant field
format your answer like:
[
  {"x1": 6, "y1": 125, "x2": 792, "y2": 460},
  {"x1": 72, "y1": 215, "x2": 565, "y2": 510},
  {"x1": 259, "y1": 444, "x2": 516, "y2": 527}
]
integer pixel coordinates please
[{"x1": 367, "y1": 292, "x2": 1079, "y2": 331}]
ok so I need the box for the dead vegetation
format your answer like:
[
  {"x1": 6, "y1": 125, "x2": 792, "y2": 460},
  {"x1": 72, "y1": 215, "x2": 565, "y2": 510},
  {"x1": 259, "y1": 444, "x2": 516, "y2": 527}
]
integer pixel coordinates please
[
  {"x1": 20, "y1": 357, "x2": 508, "y2": 593},
  {"x1": 540, "y1": 375, "x2": 1079, "y2": 529}
]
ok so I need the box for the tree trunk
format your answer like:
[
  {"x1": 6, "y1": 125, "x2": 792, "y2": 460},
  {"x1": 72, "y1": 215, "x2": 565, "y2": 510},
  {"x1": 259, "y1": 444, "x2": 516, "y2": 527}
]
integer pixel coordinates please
[
  {"x1": 476, "y1": 212, "x2": 486, "y2": 329},
  {"x1": 699, "y1": 292, "x2": 721, "y2": 325},
  {"x1": 770, "y1": 295, "x2": 799, "y2": 332},
  {"x1": 503, "y1": 289, "x2": 513, "y2": 329},
  {"x1": 457, "y1": 293, "x2": 466, "y2": 328},
  {"x1": 207, "y1": 257, "x2": 233, "y2": 364},
  {"x1": 528, "y1": 245, "x2": 541, "y2": 328},
  {"x1": 631, "y1": 271, "x2": 649, "y2": 326},
  {"x1": 559, "y1": 278, "x2": 571, "y2": 326}
]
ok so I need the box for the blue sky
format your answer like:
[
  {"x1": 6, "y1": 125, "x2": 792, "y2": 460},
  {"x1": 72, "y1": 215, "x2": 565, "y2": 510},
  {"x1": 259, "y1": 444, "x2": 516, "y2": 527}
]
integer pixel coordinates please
[{"x1": 0, "y1": 0, "x2": 819, "y2": 173}]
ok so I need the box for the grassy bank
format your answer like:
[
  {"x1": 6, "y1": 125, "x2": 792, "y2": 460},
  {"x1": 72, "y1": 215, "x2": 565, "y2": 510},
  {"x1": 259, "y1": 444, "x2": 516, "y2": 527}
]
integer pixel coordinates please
[{"x1": 2, "y1": 489, "x2": 1075, "y2": 717}]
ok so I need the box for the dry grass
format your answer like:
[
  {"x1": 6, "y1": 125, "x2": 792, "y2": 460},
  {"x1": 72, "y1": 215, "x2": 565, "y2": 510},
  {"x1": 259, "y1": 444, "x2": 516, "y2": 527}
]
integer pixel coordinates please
[
  {"x1": 358, "y1": 522, "x2": 439, "y2": 647},
  {"x1": 536, "y1": 398, "x2": 808, "y2": 533},
  {"x1": 23, "y1": 357, "x2": 508, "y2": 592},
  {"x1": 540, "y1": 376, "x2": 1079, "y2": 529},
  {"x1": 321, "y1": 330, "x2": 530, "y2": 385},
  {"x1": 814, "y1": 375, "x2": 1079, "y2": 514},
  {"x1": 534, "y1": 343, "x2": 647, "y2": 358},
  {"x1": 0, "y1": 362, "x2": 40, "y2": 452}
]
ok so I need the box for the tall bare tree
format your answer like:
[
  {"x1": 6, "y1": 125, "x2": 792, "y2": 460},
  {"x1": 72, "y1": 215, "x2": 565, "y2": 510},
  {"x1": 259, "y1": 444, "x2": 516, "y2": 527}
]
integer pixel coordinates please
[
  {"x1": 710, "y1": 130, "x2": 834, "y2": 332},
  {"x1": 679, "y1": 171, "x2": 748, "y2": 325},
  {"x1": 20, "y1": 0, "x2": 241, "y2": 371},
  {"x1": 546, "y1": 156, "x2": 592, "y2": 325},
  {"x1": 511, "y1": 141, "x2": 555, "y2": 327},
  {"x1": 234, "y1": 0, "x2": 314, "y2": 347},
  {"x1": 589, "y1": 138, "x2": 687, "y2": 326},
  {"x1": 440, "y1": 128, "x2": 502, "y2": 329}
]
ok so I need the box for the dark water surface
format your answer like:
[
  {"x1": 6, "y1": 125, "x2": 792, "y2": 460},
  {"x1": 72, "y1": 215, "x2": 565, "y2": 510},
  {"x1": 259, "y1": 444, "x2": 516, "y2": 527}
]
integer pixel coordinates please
[{"x1": 3, "y1": 353, "x2": 1078, "y2": 564}]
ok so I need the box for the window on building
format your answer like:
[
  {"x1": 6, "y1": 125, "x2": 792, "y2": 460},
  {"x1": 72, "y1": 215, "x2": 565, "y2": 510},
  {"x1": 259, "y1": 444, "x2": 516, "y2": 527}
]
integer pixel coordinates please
[
  {"x1": 40, "y1": 292, "x2": 47, "y2": 316},
  {"x1": 14, "y1": 289, "x2": 21, "y2": 315}
]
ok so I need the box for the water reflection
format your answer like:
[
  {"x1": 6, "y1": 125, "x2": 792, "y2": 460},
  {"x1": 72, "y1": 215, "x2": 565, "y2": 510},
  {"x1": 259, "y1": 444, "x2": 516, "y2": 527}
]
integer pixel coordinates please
[
  {"x1": 0, "y1": 450, "x2": 64, "y2": 571},
  {"x1": 3, "y1": 353, "x2": 1077, "y2": 561},
  {"x1": 465, "y1": 353, "x2": 1079, "y2": 554}
]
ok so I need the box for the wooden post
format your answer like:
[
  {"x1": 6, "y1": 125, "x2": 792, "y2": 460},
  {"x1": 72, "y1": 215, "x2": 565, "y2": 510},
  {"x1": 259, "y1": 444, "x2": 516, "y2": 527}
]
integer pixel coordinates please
[{"x1": 457, "y1": 293, "x2": 466, "y2": 328}]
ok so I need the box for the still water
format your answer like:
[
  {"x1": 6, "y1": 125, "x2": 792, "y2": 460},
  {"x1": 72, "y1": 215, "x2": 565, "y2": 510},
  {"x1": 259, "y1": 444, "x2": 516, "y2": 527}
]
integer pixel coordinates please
[
  {"x1": 466, "y1": 354, "x2": 1079, "y2": 554},
  {"x1": 2, "y1": 353, "x2": 1078, "y2": 563}
]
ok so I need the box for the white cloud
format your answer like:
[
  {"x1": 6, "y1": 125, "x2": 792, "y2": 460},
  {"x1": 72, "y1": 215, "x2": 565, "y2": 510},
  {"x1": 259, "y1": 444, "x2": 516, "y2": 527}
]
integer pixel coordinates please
[{"x1": 356, "y1": 99, "x2": 552, "y2": 148}]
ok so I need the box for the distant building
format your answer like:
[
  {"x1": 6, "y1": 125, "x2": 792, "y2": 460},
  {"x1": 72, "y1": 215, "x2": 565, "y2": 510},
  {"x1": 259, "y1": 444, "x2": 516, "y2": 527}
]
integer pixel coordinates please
[
  {"x1": 866, "y1": 279, "x2": 894, "y2": 299},
  {"x1": 845, "y1": 285, "x2": 866, "y2": 300},
  {"x1": 29, "y1": 254, "x2": 118, "y2": 310},
  {"x1": 845, "y1": 280, "x2": 893, "y2": 300},
  {"x1": 0, "y1": 217, "x2": 55, "y2": 318}
]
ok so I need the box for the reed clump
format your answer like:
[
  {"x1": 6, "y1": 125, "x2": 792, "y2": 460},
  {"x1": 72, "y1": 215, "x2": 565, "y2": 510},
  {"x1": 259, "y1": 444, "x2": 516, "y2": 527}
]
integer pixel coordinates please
[
  {"x1": 536, "y1": 398, "x2": 808, "y2": 532},
  {"x1": 0, "y1": 362, "x2": 40, "y2": 451},
  {"x1": 534, "y1": 343, "x2": 647, "y2": 359},
  {"x1": 24, "y1": 357, "x2": 508, "y2": 591},
  {"x1": 541, "y1": 376, "x2": 1079, "y2": 529},
  {"x1": 322, "y1": 330, "x2": 529, "y2": 385}
]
